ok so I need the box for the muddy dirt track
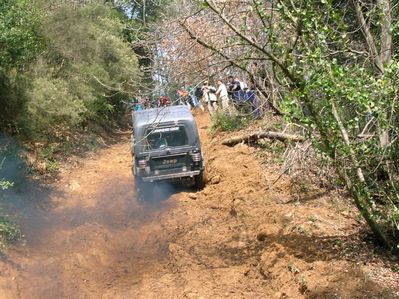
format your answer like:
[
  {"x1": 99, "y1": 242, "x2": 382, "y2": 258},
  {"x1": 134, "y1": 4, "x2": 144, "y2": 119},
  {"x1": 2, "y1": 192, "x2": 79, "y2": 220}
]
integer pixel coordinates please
[{"x1": 0, "y1": 113, "x2": 398, "y2": 299}]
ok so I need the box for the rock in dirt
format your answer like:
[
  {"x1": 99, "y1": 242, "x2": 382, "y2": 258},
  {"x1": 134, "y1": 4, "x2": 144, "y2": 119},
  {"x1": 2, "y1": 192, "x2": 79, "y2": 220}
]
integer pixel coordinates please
[
  {"x1": 188, "y1": 193, "x2": 198, "y2": 200},
  {"x1": 210, "y1": 175, "x2": 221, "y2": 184}
]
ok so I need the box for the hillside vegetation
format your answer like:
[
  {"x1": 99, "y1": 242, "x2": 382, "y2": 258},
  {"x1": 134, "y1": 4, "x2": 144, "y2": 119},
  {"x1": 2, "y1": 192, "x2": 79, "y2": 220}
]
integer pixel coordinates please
[{"x1": 0, "y1": 0, "x2": 141, "y2": 140}]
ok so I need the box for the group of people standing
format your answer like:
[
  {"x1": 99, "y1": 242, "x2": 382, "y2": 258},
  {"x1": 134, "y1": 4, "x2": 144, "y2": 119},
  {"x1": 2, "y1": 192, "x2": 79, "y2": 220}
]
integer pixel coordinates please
[
  {"x1": 195, "y1": 76, "x2": 260, "y2": 118},
  {"x1": 199, "y1": 80, "x2": 223, "y2": 115},
  {"x1": 132, "y1": 75, "x2": 260, "y2": 119},
  {"x1": 132, "y1": 95, "x2": 172, "y2": 110}
]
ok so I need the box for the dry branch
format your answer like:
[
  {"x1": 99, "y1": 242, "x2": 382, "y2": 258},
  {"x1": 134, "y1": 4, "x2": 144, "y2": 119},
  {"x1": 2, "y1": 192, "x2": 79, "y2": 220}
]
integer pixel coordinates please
[{"x1": 222, "y1": 131, "x2": 305, "y2": 146}]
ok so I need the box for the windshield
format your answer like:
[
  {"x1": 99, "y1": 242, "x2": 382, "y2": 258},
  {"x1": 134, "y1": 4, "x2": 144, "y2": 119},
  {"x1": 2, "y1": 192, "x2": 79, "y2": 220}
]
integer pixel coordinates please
[{"x1": 144, "y1": 126, "x2": 189, "y2": 150}]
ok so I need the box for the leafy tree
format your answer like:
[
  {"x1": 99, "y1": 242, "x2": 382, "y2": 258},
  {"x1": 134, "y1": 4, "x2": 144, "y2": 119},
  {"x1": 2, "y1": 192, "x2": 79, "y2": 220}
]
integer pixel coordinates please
[
  {"x1": 0, "y1": 1, "x2": 142, "y2": 138},
  {"x1": 22, "y1": 2, "x2": 140, "y2": 136},
  {"x1": 114, "y1": 0, "x2": 172, "y2": 96},
  {"x1": 0, "y1": 0, "x2": 42, "y2": 132},
  {"x1": 0, "y1": 0, "x2": 41, "y2": 70}
]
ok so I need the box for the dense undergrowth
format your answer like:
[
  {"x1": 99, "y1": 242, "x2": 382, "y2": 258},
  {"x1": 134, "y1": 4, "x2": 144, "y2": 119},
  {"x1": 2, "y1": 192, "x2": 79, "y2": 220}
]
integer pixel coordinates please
[{"x1": 210, "y1": 111, "x2": 251, "y2": 133}]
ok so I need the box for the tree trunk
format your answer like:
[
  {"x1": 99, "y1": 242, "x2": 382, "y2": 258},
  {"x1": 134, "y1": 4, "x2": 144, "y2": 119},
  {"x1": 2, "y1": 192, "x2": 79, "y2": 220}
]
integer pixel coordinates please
[
  {"x1": 377, "y1": 0, "x2": 392, "y2": 65},
  {"x1": 351, "y1": 0, "x2": 384, "y2": 74},
  {"x1": 340, "y1": 169, "x2": 394, "y2": 251},
  {"x1": 330, "y1": 100, "x2": 394, "y2": 251},
  {"x1": 222, "y1": 131, "x2": 305, "y2": 146}
]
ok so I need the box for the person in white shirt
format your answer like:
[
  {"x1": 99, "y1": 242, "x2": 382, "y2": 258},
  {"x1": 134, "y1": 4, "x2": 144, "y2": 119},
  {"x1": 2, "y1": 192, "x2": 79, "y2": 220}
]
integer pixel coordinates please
[
  {"x1": 201, "y1": 81, "x2": 218, "y2": 116},
  {"x1": 216, "y1": 79, "x2": 230, "y2": 111}
]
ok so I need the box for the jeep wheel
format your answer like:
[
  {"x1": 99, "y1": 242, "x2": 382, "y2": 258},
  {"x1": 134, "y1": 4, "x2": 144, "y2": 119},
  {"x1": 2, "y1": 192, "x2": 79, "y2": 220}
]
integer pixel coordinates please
[
  {"x1": 135, "y1": 176, "x2": 146, "y2": 199},
  {"x1": 194, "y1": 171, "x2": 206, "y2": 190}
]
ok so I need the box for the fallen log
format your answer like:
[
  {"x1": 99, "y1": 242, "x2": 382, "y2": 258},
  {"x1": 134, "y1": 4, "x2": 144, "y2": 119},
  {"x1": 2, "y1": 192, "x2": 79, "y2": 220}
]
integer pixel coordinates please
[{"x1": 222, "y1": 131, "x2": 305, "y2": 146}]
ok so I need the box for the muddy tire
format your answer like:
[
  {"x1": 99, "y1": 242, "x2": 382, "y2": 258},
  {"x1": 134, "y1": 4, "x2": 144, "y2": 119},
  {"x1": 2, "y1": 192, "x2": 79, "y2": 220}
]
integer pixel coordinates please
[
  {"x1": 135, "y1": 176, "x2": 146, "y2": 199},
  {"x1": 194, "y1": 170, "x2": 206, "y2": 190}
]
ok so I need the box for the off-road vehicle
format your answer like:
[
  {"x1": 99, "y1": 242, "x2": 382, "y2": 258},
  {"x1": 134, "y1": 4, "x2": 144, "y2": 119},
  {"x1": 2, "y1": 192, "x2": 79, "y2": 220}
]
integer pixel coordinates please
[{"x1": 131, "y1": 105, "x2": 206, "y2": 195}]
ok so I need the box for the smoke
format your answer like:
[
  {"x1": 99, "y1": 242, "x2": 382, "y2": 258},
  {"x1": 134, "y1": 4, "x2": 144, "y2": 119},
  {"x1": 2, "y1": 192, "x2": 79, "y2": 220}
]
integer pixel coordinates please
[
  {"x1": 0, "y1": 132, "x2": 54, "y2": 249},
  {"x1": 0, "y1": 132, "x2": 30, "y2": 217},
  {"x1": 137, "y1": 179, "x2": 194, "y2": 203},
  {"x1": 0, "y1": 132, "x2": 27, "y2": 188}
]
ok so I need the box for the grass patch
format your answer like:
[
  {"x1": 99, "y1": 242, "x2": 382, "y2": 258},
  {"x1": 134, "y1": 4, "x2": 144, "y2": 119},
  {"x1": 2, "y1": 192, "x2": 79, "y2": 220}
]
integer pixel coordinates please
[
  {"x1": 0, "y1": 214, "x2": 21, "y2": 248},
  {"x1": 33, "y1": 132, "x2": 102, "y2": 175},
  {"x1": 0, "y1": 176, "x2": 20, "y2": 248},
  {"x1": 38, "y1": 144, "x2": 60, "y2": 173},
  {"x1": 0, "y1": 180, "x2": 13, "y2": 190},
  {"x1": 210, "y1": 111, "x2": 250, "y2": 133}
]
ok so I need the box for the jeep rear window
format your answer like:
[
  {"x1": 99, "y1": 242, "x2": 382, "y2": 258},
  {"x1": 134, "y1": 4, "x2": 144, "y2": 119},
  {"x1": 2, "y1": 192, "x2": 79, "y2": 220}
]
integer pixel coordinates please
[{"x1": 144, "y1": 126, "x2": 188, "y2": 150}]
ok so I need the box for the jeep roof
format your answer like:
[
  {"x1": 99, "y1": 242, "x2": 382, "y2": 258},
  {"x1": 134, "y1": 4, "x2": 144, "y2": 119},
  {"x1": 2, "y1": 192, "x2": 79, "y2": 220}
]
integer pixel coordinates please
[{"x1": 132, "y1": 105, "x2": 195, "y2": 129}]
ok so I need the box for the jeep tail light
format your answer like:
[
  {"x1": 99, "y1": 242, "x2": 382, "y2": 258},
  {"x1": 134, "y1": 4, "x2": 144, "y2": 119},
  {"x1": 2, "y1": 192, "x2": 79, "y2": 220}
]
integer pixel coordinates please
[
  {"x1": 191, "y1": 152, "x2": 201, "y2": 162},
  {"x1": 138, "y1": 159, "x2": 147, "y2": 170}
]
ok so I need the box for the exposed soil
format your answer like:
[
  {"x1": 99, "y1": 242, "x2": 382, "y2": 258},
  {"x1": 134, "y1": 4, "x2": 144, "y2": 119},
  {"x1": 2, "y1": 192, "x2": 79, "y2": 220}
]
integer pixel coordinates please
[{"x1": 0, "y1": 112, "x2": 398, "y2": 299}]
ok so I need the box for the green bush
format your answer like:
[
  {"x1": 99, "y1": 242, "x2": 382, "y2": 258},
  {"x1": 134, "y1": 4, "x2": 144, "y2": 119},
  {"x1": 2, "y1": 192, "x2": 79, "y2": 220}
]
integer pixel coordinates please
[
  {"x1": 210, "y1": 111, "x2": 250, "y2": 133},
  {"x1": 0, "y1": 0, "x2": 41, "y2": 69},
  {"x1": 0, "y1": 162, "x2": 19, "y2": 247},
  {"x1": 26, "y1": 77, "x2": 87, "y2": 132},
  {"x1": 0, "y1": 216, "x2": 21, "y2": 246}
]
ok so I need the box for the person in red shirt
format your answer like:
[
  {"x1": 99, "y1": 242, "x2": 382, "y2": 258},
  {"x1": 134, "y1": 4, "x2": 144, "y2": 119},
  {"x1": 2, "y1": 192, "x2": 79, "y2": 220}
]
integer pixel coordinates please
[{"x1": 158, "y1": 96, "x2": 170, "y2": 107}]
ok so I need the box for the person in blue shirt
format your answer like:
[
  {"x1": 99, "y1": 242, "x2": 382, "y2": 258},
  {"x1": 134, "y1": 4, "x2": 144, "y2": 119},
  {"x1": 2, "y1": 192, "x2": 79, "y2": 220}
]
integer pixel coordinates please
[{"x1": 247, "y1": 83, "x2": 261, "y2": 119}]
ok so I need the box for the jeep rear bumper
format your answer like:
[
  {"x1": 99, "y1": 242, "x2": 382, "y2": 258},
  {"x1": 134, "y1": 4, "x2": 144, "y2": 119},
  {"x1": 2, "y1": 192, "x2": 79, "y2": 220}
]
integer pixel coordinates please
[{"x1": 141, "y1": 170, "x2": 201, "y2": 182}]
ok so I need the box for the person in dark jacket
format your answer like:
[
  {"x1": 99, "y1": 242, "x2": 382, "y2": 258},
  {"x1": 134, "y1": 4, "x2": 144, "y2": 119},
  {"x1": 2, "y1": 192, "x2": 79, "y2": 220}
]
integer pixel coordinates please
[
  {"x1": 247, "y1": 83, "x2": 261, "y2": 119},
  {"x1": 227, "y1": 76, "x2": 241, "y2": 101},
  {"x1": 194, "y1": 86, "x2": 205, "y2": 112}
]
